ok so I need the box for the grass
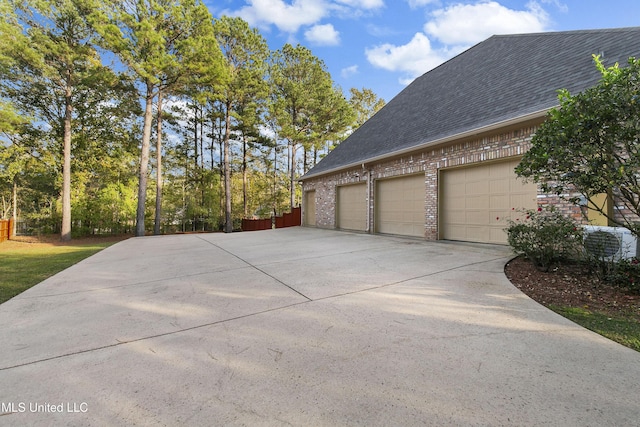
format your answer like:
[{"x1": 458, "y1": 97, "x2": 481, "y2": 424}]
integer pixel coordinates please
[
  {"x1": 0, "y1": 239, "x2": 118, "y2": 304},
  {"x1": 550, "y1": 305, "x2": 640, "y2": 352}
]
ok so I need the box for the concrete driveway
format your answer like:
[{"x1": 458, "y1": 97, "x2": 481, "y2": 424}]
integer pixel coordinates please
[{"x1": 1, "y1": 227, "x2": 639, "y2": 426}]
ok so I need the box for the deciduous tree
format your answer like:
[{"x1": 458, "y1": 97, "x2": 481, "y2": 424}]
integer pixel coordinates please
[{"x1": 349, "y1": 87, "x2": 385, "y2": 128}]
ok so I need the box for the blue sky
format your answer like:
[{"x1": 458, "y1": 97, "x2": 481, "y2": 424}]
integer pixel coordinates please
[{"x1": 205, "y1": 1, "x2": 640, "y2": 102}]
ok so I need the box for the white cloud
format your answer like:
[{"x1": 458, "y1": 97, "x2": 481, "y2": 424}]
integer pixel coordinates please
[
  {"x1": 424, "y1": 1, "x2": 550, "y2": 46},
  {"x1": 335, "y1": 0, "x2": 384, "y2": 8},
  {"x1": 406, "y1": 0, "x2": 438, "y2": 9},
  {"x1": 341, "y1": 64, "x2": 359, "y2": 78},
  {"x1": 364, "y1": 1, "x2": 553, "y2": 87},
  {"x1": 230, "y1": 0, "x2": 384, "y2": 34},
  {"x1": 305, "y1": 23, "x2": 341, "y2": 45},
  {"x1": 365, "y1": 32, "x2": 448, "y2": 83},
  {"x1": 329, "y1": 0, "x2": 384, "y2": 20},
  {"x1": 233, "y1": 0, "x2": 329, "y2": 33},
  {"x1": 540, "y1": 0, "x2": 569, "y2": 13},
  {"x1": 258, "y1": 124, "x2": 277, "y2": 140}
]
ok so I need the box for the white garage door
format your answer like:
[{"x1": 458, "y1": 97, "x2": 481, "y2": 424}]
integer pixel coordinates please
[
  {"x1": 375, "y1": 174, "x2": 425, "y2": 237},
  {"x1": 440, "y1": 158, "x2": 537, "y2": 244},
  {"x1": 304, "y1": 190, "x2": 316, "y2": 226},
  {"x1": 337, "y1": 184, "x2": 367, "y2": 231}
]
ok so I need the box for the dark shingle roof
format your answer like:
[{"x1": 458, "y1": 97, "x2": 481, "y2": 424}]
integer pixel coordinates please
[{"x1": 303, "y1": 27, "x2": 640, "y2": 179}]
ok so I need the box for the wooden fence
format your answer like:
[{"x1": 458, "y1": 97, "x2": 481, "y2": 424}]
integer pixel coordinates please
[
  {"x1": 241, "y1": 217, "x2": 272, "y2": 231},
  {"x1": 241, "y1": 207, "x2": 301, "y2": 232},
  {"x1": 0, "y1": 218, "x2": 14, "y2": 243}
]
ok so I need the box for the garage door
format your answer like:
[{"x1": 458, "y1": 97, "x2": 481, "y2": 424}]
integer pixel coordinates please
[
  {"x1": 440, "y1": 158, "x2": 537, "y2": 244},
  {"x1": 376, "y1": 174, "x2": 425, "y2": 237},
  {"x1": 304, "y1": 190, "x2": 316, "y2": 226},
  {"x1": 337, "y1": 184, "x2": 367, "y2": 231}
]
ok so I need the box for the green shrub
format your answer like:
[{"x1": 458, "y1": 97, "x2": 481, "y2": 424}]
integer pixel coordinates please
[
  {"x1": 505, "y1": 206, "x2": 583, "y2": 271},
  {"x1": 608, "y1": 258, "x2": 640, "y2": 293},
  {"x1": 589, "y1": 256, "x2": 640, "y2": 294}
]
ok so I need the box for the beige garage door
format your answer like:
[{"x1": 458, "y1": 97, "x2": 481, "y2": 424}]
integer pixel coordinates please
[
  {"x1": 337, "y1": 184, "x2": 367, "y2": 231},
  {"x1": 304, "y1": 190, "x2": 316, "y2": 226},
  {"x1": 440, "y1": 158, "x2": 537, "y2": 244},
  {"x1": 376, "y1": 174, "x2": 425, "y2": 237}
]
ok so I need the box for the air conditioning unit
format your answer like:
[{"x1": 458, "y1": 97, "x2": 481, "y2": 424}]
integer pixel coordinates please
[{"x1": 583, "y1": 225, "x2": 639, "y2": 261}]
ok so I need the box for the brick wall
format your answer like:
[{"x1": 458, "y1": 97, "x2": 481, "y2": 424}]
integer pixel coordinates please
[
  {"x1": 537, "y1": 193, "x2": 583, "y2": 222},
  {"x1": 302, "y1": 122, "x2": 599, "y2": 239},
  {"x1": 302, "y1": 169, "x2": 368, "y2": 229}
]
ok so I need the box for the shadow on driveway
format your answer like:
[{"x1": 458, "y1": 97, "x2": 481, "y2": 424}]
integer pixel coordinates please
[{"x1": 1, "y1": 228, "x2": 639, "y2": 425}]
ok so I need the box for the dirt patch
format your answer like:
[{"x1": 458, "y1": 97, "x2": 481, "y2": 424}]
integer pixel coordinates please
[{"x1": 505, "y1": 256, "x2": 640, "y2": 321}]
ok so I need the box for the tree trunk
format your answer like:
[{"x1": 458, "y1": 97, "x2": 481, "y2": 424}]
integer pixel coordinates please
[
  {"x1": 303, "y1": 145, "x2": 308, "y2": 174},
  {"x1": 223, "y1": 102, "x2": 233, "y2": 233},
  {"x1": 273, "y1": 144, "x2": 277, "y2": 217},
  {"x1": 154, "y1": 90, "x2": 164, "y2": 235},
  {"x1": 290, "y1": 142, "x2": 297, "y2": 209},
  {"x1": 210, "y1": 115, "x2": 216, "y2": 171},
  {"x1": 193, "y1": 103, "x2": 199, "y2": 169},
  {"x1": 61, "y1": 76, "x2": 73, "y2": 241},
  {"x1": 219, "y1": 127, "x2": 224, "y2": 228},
  {"x1": 200, "y1": 116, "x2": 205, "y2": 228},
  {"x1": 200, "y1": 111, "x2": 204, "y2": 169},
  {"x1": 12, "y1": 179, "x2": 17, "y2": 236},
  {"x1": 243, "y1": 134, "x2": 248, "y2": 217},
  {"x1": 136, "y1": 83, "x2": 155, "y2": 237}
]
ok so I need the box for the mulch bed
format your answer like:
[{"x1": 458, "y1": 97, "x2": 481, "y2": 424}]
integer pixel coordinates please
[{"x1": 505, "y1": 256, "x2": 640, "y2": 321}]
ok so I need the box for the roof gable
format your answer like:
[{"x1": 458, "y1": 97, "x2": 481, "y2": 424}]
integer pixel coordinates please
[{"x1": 304, "y1": 27, "x2": 640, "y2": 179}]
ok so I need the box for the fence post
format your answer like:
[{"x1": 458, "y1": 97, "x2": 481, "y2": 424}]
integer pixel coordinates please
[
  {"x1": 0, "y1": 219, "x2": 8, "y2": 242},
  {"x1": 292, "y1": 207, "x2": 301, "y2": 226}
]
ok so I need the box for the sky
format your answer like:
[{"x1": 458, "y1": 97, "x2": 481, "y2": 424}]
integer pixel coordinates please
[{"x1": 203, "y1": 0, "x2": 640, "y2": 102}]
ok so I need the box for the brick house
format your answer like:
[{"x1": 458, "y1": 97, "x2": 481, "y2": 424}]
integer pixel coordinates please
[{"x1": 300, "y1": 27, "x2": 640, "y2": 244}]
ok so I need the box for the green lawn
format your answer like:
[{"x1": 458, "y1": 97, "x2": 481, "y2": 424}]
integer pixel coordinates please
[
  {"x1": 550, "y1": 305, "x2": 640, "y2": 352},
  {"x1": 0, "y1": 241, "x2": 115, "y2": 304}
]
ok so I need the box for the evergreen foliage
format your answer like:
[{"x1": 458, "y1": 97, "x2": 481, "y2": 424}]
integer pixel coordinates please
[
  {"x1": 0, "y1": 1, "x2": 384, "y2": 237},
  {"x1": 517, "y1": 56, "x2": 640, "y2": 236}
]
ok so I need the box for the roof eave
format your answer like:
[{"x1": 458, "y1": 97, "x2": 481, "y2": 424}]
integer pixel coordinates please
[{"x1": 300, "y1": 108, "x2": 551, "y2": 182}]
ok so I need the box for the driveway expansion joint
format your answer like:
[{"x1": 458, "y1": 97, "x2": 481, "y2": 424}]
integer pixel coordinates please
[
  {"x1": 195, "y1": 235, "x2": 312, "y2": 301},
  {"x1": 0, "y1": 300, "x2": 310, "y2": 372}
]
